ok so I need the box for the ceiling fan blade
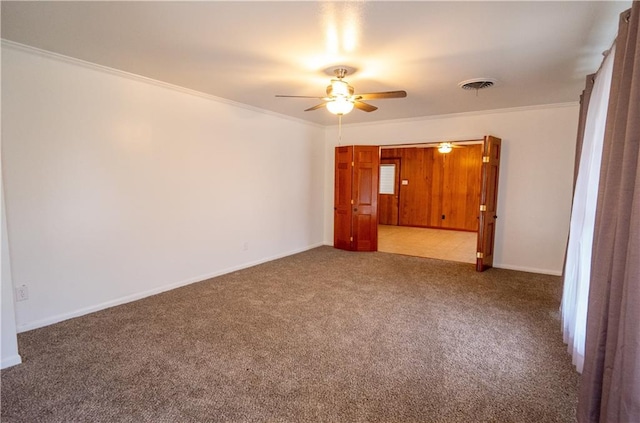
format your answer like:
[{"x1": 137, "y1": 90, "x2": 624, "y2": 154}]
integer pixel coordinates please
[
  {"x1": 356, "y1": 90, "x2": 407, "y2": 100},
  {"x1": 275, "y1": 95, "x2": 325, "y2": 99},
  {"x1": 354, "y1": 101, "x2": 378, "y2": 112},
  {"x1": 305, "y1": 103, "x2": 328, "y2": 112}
]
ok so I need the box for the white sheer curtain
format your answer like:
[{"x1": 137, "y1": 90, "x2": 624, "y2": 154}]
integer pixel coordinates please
[{"x1": 561, "y1": 46, "x2": 615, "y2": 373}]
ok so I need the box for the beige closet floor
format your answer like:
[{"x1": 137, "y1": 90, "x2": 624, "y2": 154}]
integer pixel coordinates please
[{"x1": 378, "y1": 225, "x2": 477, "y2": 264}]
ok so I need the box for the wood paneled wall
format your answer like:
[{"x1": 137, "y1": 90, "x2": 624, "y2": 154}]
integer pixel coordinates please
[{"x1": 380, "y1": 145, "x2": 482, "y2": 231}]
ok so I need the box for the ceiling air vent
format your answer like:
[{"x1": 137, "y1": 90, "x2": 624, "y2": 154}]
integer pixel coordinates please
[{"x1": 458, "y1": 78, "x2": 497, "y2": 91}]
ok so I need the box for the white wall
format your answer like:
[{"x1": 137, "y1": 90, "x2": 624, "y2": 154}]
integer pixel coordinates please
[
  {"x1": 2, "y1": 44, "x2": 326, "y2": 332},
  {"x1": 324, "y1": 105, "x2": 579, "y2": 275}
]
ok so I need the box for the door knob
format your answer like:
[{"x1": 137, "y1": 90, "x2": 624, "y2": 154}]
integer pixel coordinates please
[{"x1": 354, "y1": 208, "x2": 358, "y2": 212}]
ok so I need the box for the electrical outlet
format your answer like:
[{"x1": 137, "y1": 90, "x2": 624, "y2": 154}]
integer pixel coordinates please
[{"x1": 15, "y1": 285, "x2": 28, "y2": 302}]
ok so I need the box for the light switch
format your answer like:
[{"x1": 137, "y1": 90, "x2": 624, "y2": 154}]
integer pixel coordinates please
[{"x1": 402, "y1": 180, "x2": 409, "y2": 185}]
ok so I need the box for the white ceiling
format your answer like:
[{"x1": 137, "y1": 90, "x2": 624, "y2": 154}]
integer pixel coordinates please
[{"x1": 1, "y1": 1, "x2": 630, "y2": 126}]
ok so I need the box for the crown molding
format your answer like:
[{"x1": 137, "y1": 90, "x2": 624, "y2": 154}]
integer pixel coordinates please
[
  {"x1": 333, "y1": 102, "x2": 580, "y2": 129},
  {"x1": 1, "y1": 39, "x2": 324, "y2": 129}
]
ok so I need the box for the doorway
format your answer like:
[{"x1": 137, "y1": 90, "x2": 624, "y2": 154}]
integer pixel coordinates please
[
  {"x1": 332, "y1": 136, "x2": 501, "y2": 271},
  {"x1": 377, "y1": 140, "x2": 483, "y2": 264}
]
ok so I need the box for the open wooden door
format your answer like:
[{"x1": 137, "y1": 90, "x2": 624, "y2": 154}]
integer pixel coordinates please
[
  {"x1": 476, "y1": 136, "x2": 502, "y2": 271},
  {"x1": 334, "y1": 145, "x2": 379, "y2": 252},
  {"x1": 334, "y1": 146, "x2": 353, "y2": 250},
  {"x1": 353, "y1": 146, "x2": 379, "y2": 251}
]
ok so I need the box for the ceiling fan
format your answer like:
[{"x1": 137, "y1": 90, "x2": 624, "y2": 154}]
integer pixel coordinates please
[
  {"x1": 276, "y1": 67, "x2": 407, "y2": 115},
  {"x1": 416, "y1": 142, "x2": 468, "y2": 153},
  {"x1": 435, "y1": 142, "x2": 465, "y2": 153}
]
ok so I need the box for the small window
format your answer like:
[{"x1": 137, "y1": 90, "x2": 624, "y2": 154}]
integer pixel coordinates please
[{"x1": 379, "y1": 164, "x2": 396, "y2": 194}]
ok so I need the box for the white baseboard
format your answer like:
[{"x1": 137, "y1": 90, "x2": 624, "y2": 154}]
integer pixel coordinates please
[
  {"x1": 493, "y1": 263, "x2": 562, "y2": 276},
  {"x1": 1, "y1": 354, "x2": 22, "y2": 369},
  {"x1": 16, "y1": 243, "x2": 325, "y2": 333},
  {"x1": 321, "y1": 245, "x2": 562, "y2": 276}
]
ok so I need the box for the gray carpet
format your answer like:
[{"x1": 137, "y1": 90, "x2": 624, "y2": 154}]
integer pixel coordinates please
[{"x1": 1, "y1": 247, "x2": 578, "y2": 422}]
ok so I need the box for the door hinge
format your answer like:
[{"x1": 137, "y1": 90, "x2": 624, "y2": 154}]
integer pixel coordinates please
[
  {"x1": 476, "y1": 252, "x2": 484, "y2": 258},
  {"x1": 352, "y1": 161, "x2": 354, "y2": 167},
  {"x1": 350, "y1": 236, "x2": 353, "y2": 242},
  {"x1": 479, "y1": 204, "x2": 487, "y2": 212},
  {"x1": 350, "y1": 199, "x2": 354, "y2": 205},
  {"x1": 482, "y1": 156, "x2": 490, "y2": 163}
]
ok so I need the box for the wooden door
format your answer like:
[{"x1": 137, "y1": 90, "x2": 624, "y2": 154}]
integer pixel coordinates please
[
  {"x1": 333, "y1": 145, "x2": 379, "y2": 252},
  {"x1": 334, "y1": 146, "x2": 353, "y2": 250},
  {"x1": 352, "y1": 146, "x2": 379, "y2": 251},
  {"x1": 378, "y1": 158, "x2": 400, "y2": 225},
  {"x1": 476, "y1": 136, "x2": 502, "y2": 271}
]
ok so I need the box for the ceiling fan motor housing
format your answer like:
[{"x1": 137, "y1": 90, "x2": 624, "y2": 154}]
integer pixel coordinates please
[{"x1": 327, "y1": 79, "x2": 354, "y2": 97}]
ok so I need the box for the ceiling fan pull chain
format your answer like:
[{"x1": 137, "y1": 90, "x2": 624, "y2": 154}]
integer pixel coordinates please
[{"x1": 338, "y1": 115, "x2": 343, "y2": 146}]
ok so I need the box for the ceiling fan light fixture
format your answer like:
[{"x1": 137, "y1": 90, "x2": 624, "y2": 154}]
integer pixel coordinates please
[
  {"x1": 327, "y1": 97, "x2": 354, "y2": 115},
  {"x1": 438, "y1": 142, "x2": 453, "y2": 154}
]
